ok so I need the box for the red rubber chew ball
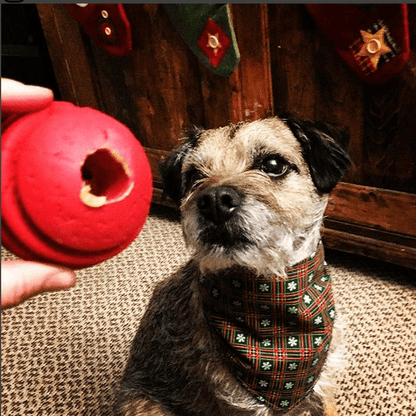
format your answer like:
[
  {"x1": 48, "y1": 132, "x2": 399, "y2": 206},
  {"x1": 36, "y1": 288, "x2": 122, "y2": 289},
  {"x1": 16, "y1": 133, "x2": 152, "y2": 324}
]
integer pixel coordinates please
[{"x1": 1, "y1": 101, "x2": 153, "y2": 269}]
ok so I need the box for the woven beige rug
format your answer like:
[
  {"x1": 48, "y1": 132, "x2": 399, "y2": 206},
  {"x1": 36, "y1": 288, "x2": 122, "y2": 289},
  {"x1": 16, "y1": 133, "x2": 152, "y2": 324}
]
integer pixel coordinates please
[{"x1": 2, "y1": 205, "x2": 416, "y2": 416}]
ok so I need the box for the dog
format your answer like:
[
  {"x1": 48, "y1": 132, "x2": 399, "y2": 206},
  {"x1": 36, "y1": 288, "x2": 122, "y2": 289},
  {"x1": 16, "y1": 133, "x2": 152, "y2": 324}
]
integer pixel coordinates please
[{"x1": 115, "y1": 116, "x2": 350, "y2": 416}]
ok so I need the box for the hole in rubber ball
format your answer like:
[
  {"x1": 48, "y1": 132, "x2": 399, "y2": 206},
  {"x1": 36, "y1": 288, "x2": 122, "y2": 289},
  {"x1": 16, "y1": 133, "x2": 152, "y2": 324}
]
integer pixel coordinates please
[{"x1": 81, "y1": 148, "x2": 131, "y2": 201}]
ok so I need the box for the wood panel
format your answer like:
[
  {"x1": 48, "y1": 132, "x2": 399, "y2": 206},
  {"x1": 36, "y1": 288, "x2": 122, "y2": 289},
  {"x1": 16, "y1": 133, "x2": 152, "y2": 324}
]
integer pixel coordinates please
[
  {"x1": 327, "y1": 183, "x2": 416, "y2": 237},
  {"x1": 324, "y1": 182, "x2": 416, "y2": 268},
  {"x1": 324, "y1": 218, "x2": 416, "y2": 249},
  {"x1": 230, "y1": 4, "x2": 274, "y2": 122},
  {"x1": 36, "y1": 4, "x2": 99, "y2": 108},
  {"x1": 77, "y1": 4, "x2": 206, "y2": 151},
  {"x1": 309, "y1": 10, "x2": 365, "y2": 186},
  {"x1": 322, "y1": 227, "x2": 416, "y2": 270},
  {"x1": 268, "y1": 4, "x2": 316, "y2": 120},
  {"x1": 362, "y1": 69, "x2": 416, "y2": 194},
  {"x1": 198, "y1": 58, "x2": 241, "y2": 128}
]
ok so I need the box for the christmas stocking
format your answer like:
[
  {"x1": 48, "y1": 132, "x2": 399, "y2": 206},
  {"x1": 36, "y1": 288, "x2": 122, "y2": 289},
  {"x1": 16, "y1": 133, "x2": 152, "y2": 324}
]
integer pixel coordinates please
[
  {"x1": 164, "y1": 4, "x2": 240, "y2": 77},
  {"x1": 65, "y1": 4, "x2": 132, "y2": 57},
  {"x1": 306, "y1": 4, "x2": 410, "y2": 84}
]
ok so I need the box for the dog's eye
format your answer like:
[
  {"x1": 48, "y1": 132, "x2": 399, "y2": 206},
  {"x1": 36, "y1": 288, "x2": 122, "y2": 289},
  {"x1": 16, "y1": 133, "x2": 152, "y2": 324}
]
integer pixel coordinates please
[
  {"x1": 261, "y1": 157, "x2": 288, "y2": 177},
  {"x1": 186, "y1": 169, "x2": 206, "y2": 190}
]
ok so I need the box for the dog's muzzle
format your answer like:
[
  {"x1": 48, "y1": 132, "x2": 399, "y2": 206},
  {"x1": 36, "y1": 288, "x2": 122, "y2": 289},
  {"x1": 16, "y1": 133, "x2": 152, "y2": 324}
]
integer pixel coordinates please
[
  {"x1": 196, "y1": 186, "x2": 250, "y2": 249},
  {"x1": 197, "y1": 186, "x2": 242, "y2": 225}
]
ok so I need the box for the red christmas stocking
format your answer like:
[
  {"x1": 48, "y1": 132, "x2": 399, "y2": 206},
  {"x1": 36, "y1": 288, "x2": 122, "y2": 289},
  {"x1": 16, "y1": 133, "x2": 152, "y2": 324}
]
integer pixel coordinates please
[
  {"x1": 306, "y1": 4, "x2": 410, "y2": 84},
  {"x1": 65, "y1": 4, "x2": 132, "y2": 57}
]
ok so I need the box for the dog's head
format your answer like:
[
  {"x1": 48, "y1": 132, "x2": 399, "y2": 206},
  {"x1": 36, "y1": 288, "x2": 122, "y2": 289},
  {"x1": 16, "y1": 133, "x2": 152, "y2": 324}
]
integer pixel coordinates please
[{"x1": 160, "y1": 117, "x2": 350, "y2": 275}]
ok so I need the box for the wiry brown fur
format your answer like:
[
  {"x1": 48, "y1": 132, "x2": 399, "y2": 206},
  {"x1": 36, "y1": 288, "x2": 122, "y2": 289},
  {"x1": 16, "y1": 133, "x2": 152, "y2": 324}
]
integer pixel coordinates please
[
  {"x1": 115, "y1": 117, "x2": 350, "y2": 415},
  {"x1": 180, "y1": 119, "x2": 329, "y2": 276}
]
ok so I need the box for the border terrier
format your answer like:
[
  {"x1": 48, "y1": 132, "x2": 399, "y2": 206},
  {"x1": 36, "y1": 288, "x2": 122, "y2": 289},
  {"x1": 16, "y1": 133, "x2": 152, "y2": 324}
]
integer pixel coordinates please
[{"x1": 116, "y1": 116, "x2": 351, "y2": 416}]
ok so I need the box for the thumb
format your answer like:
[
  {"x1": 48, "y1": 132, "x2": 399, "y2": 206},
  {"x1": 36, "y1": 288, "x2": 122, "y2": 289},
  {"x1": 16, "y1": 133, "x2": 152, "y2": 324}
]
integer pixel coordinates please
[
  {"x1": 1, "y1": 260, "x2": 76, "y2": 310},
  {"x1": 1, "y1": 78, "x2": 54, "y2": 116}
]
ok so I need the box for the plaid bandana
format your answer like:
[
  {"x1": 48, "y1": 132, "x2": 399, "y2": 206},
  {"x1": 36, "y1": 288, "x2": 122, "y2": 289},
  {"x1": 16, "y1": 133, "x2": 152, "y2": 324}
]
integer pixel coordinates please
[{"x1": 199, "y1": 243, "x2": 334, "y2": 413}]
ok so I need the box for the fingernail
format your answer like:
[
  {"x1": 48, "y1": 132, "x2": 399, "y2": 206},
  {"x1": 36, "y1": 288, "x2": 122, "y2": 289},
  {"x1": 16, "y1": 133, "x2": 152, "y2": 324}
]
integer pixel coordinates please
[{"x1": 48, "y1": 270, "x2": 76, "y2": 289}]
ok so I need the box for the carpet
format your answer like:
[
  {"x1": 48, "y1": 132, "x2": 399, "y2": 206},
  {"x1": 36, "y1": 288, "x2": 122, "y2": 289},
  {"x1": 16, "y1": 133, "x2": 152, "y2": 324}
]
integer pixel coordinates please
[{"x1": 2, "y1": 204, "x2": 416, "y2": 416}]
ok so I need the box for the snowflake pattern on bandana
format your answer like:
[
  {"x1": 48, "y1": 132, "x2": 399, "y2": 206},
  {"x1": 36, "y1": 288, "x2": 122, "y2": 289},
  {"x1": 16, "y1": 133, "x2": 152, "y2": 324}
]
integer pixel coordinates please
[{"x1": 200, "y1": 243, "x2": 334, "y2": 413}]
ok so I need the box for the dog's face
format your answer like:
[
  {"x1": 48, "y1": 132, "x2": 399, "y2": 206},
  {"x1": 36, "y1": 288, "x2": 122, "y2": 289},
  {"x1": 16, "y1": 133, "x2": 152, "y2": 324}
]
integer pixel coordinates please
[{"x1": 160, "y1": 117, "x2": 350, "y2": 276}]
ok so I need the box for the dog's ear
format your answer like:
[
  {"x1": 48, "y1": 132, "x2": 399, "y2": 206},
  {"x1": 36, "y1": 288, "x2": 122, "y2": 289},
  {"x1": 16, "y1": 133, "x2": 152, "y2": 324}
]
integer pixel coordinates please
[
  {"x1": 284, "y1": 118, "x2": 351, "y2": 193},
  {"x1": 159, "y1": 126, "x2": 203, "y2": 206}
]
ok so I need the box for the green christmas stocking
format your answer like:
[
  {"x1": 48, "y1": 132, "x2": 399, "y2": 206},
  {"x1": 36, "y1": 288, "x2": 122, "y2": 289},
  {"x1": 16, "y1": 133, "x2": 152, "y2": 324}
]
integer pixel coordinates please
[{"x1": 164, "y1": 4, "x2": 240, "y2": 77}]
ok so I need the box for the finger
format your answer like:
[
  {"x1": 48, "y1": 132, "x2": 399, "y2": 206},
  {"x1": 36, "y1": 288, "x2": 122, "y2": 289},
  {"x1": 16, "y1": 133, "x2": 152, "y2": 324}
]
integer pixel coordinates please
[
  {"x1": 1, "y1": 260, "x2": 76, "y2": 310},
  {"x1": 1, "y1": 78, "x2": 54, "y2": 115}
]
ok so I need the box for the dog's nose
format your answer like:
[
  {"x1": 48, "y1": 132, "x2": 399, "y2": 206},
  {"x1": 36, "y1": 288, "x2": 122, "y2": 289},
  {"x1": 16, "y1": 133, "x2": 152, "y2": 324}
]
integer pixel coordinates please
[{"x1": 197, "y1": 186, "x2": 242, "y2": 225}]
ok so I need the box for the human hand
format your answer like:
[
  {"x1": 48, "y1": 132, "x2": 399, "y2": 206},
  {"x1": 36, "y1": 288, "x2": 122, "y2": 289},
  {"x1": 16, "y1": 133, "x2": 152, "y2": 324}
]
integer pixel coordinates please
[
  {"x1": 1, "y1": 78, "x2": 54, "y2": 129},
  {"x1": 1, "y1": 260, "x2": 76, "y2": 310},
  {"x1": 1, "y1": 79, "x2": 75, "y2": 310}
]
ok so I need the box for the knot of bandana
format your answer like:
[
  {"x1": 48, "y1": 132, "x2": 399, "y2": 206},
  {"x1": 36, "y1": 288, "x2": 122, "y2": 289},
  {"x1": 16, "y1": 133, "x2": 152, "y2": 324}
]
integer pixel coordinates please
[{"x1": 199, "y1": 243, "x2": 334, "y2": 413}]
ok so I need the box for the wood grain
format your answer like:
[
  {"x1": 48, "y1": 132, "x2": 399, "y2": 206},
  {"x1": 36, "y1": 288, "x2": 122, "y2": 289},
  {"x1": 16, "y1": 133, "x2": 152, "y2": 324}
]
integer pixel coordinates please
[
  {"x1": 36, "y1": 4, "x2": 99, "y2": 108},
  {"x1": 230, "y1": 4, "x2": 274, "y2": 122},
  {"x1": 92, "y1": 4, "x2": 204, "y2": 150},
  {"x1": 268, "y1": 4, "x2": 316, "y2": 119},
  {"x1": 327, "y1": 183, "x2": 416, "y2": 237},
  {"x1": 322, "y1": 227, "x2": 416, "y2": 270}
]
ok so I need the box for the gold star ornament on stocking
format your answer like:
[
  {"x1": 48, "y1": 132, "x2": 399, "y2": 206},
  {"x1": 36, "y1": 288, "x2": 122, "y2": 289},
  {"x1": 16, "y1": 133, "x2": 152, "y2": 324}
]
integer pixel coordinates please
[
  {"x1": 357, "y1": 27, "x2": 391, "y2": 68},
  {"x1": 306, "y1": 5, "x2": 410, "y2": 84}
]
